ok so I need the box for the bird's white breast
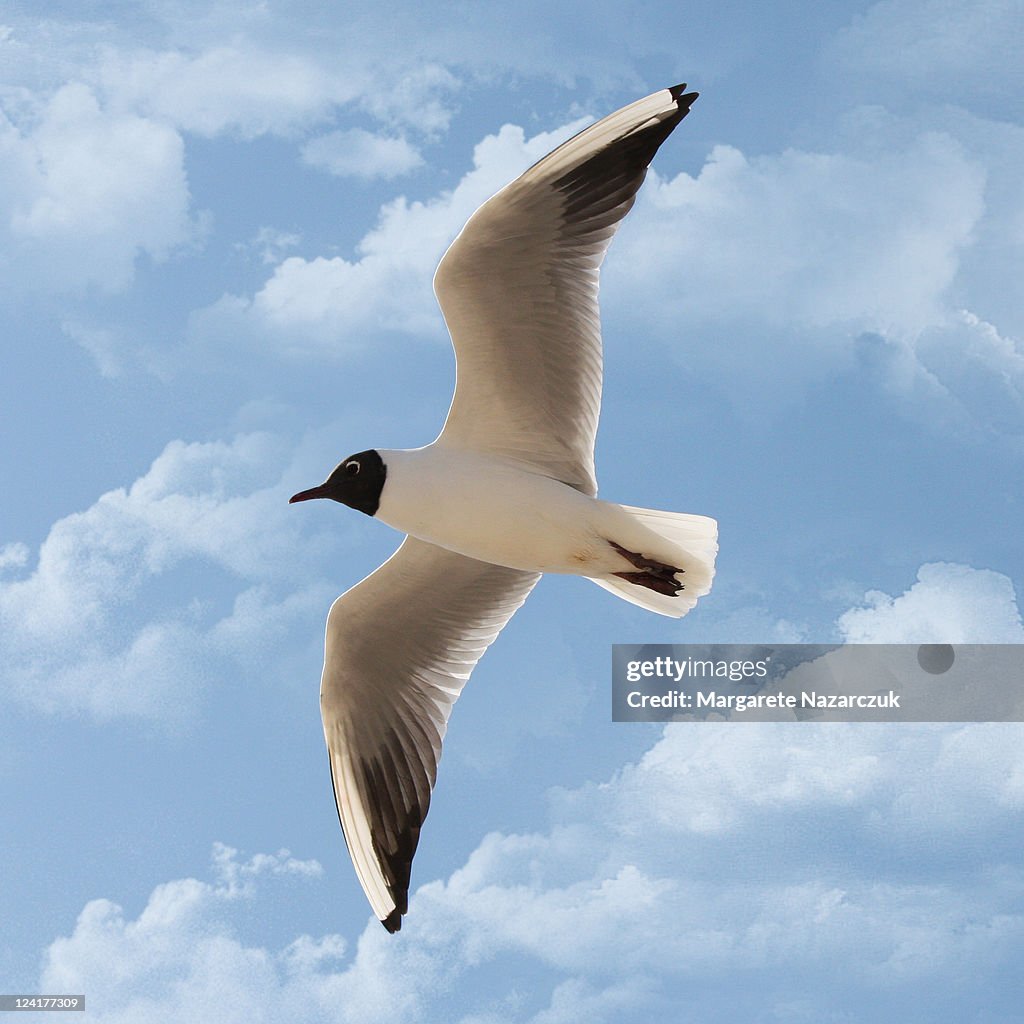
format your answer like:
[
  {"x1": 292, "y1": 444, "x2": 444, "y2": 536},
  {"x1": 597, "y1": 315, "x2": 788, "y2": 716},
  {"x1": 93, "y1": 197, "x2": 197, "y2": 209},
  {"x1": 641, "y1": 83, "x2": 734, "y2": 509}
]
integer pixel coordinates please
[{"x1": 375, "y1": 446, "x2": 611, "y2": 575}]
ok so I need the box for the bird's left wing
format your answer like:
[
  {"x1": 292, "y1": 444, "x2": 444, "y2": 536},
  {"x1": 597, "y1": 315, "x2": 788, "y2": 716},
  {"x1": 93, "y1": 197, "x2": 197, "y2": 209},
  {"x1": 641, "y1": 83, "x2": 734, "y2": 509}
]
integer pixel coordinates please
[
  {"x1": 433, "y1": 85, "x2": 698, "y2": 496},
  {"x1": 320, "y1": 536, "x2": 539, "y2": 932}
]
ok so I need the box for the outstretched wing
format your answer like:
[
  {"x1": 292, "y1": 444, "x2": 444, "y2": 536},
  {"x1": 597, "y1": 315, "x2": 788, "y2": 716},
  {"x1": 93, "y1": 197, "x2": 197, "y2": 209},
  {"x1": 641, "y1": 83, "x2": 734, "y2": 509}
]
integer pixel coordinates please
[
  {"x1": 433, "y1": 85, "x2": 698, "y2": 496},
  {"x1": 320, "y1": 536, "x2": 539, "y2": 931}
]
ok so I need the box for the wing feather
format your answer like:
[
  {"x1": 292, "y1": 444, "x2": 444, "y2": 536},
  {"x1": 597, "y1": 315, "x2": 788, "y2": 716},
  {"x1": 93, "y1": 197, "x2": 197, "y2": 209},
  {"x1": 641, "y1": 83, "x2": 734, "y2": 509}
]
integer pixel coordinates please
[
  {"x1": 320, "y1": 537, "x2": 539, "y2": 931},
  {"x1": 433, "y1": 85, "x2": 698, "y2": 495}
]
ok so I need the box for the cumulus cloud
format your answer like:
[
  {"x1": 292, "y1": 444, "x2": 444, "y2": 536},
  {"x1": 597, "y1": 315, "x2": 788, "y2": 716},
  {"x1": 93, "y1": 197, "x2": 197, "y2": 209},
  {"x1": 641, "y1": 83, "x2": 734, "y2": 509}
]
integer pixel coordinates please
[
  {"x1": 914, "y1": 310, "x2": 1024, "y2": 436},
  {"x1": 237, "y1": 227, "x2": 303, "y2": 267},
  {"x1": 191, "y1": 117, "x2": 589, "y2": 356},
  {"x1": 189, "y1": 106, "x2": 1024, "y2": 441},
  {"x1": 61, "y1": 320, "x2": 127, "y2": 378},
  {"x1": 32, "y1": 560, "x2": 1024, "y2": 1021},
  {"x1": 635, "y1": 135, "x2": 982, "y2": 334},
  {"x1": 39, "y1": 718, "x2": 1024, "y2": 1022},
  {"x1": 95, "y1": 45, "x2": 360, "y2": 139},
  {"x1": 0, "y1": 541, "x2": 30, "y2": 572},
  {"x1": 829, "y1": 0, "x2": 1024, "y2": 103},
  {"x1": 0, "y1": 82, "x2": 196, "y2": 294},
  {"x1": 92, "y1": 39, "x2": 459, "y2": 139},
  {"x1": 838, "y1": 562, "x2": 1024, "y2": 643},
  {"x1": 358, "y1": 63, "x2": 459, "y2": 136},
  {"x1": 0, "y1": 433, "x2": 338, "y2": 722},
  {"x1": 603, "y1": 130, "x2": 987, "y2": 402},
  {"x1": 209, "y1": 841, "x2": 324, "y2": 895},
  {"x1": 41, "y1": 844, "x2": 339, "y2": 1024},
  {"x1": 302, "y1": 128, "x2": 424, "y2": 180},
  {"x1": 0, "y1": 22, "x2": 459, "y2": 305},
  {"x1": 596, "y1": 117, "x2": 1024, "y2": 442},
  {"x1": 3, "y1": 12, "x2": 461, "y2": 142}
]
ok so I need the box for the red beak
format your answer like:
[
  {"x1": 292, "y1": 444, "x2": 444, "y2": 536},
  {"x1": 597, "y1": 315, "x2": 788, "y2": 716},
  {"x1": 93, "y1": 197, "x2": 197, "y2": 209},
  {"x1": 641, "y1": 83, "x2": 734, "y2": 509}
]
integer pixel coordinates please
[{"x1": 289, "y1": 484, "x2": 329, "y2": 503}]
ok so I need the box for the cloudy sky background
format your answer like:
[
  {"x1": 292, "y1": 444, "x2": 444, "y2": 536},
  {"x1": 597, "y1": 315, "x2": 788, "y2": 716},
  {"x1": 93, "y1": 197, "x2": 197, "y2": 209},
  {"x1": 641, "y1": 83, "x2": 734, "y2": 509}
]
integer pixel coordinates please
[{"x1": 2, "y1": 0, "x2": 1023, "y2": 1019}]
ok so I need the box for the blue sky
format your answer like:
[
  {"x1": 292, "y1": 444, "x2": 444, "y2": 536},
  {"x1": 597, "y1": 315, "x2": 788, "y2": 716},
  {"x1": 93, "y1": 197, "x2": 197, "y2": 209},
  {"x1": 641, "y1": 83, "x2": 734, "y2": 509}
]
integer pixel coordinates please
[{"x1": 2, "y1": 0, "x2": 1023, "y2": 1019}]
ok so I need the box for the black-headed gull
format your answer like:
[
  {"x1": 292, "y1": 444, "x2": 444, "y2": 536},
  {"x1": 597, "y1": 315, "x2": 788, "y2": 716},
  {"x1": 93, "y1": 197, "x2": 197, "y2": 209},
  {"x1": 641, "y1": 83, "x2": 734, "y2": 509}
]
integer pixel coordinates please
[{"x1": 290, "y1": 84, "x2": 717, "y2": 932}]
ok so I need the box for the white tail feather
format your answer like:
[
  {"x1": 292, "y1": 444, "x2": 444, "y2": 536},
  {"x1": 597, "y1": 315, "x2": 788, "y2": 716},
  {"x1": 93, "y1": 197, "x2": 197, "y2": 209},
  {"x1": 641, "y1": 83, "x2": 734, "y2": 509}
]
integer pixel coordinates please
[{"x1": 589, "y1": 504, "x2": 717, "y2": 618}]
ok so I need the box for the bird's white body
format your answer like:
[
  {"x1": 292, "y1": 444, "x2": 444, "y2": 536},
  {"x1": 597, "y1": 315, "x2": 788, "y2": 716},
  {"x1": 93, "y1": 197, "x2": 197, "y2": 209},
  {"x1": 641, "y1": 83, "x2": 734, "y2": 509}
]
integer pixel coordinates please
[
  {"x1": 376, "y1": 445, "x2": 717, "y2": 611},
  {"x1": 377, "y1": 447, "x2": 615, "y2": 574}
]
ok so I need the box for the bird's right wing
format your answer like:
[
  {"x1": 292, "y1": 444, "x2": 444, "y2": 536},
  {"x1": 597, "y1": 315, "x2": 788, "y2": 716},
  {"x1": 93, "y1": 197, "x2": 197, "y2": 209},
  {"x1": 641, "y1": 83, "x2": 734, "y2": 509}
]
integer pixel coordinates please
[{"x1": 319, "y1": 536, "x2": 539, "y2": 932}]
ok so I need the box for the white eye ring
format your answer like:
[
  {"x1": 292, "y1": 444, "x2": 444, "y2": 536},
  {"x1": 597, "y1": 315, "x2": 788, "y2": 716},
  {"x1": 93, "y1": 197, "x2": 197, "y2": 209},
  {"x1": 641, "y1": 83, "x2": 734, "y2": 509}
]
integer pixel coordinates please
[{"x1": 344, "y1": 460, "x2": 360, "y2": 476}]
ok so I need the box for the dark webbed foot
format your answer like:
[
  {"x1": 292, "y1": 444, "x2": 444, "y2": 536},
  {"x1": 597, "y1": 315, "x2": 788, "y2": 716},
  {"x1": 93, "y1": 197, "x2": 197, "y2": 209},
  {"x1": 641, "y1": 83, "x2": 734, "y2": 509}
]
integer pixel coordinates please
[
  {"x1": 612, "y1": 570, "x2": 685, "y2": 596},
  {"x1": 608, "y1": 541, "x2": 685, "y2": 595}
]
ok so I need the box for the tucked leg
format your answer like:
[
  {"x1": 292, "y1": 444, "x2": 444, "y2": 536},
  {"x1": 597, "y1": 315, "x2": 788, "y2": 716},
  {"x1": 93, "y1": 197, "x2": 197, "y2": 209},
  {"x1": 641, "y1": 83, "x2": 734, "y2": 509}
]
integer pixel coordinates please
[
  {"x1": 608, "y1": 540, "x2": 685, "y2": 595},
  {"x1": 612, "y1": 570, "x2": 685, "y2": 596}
]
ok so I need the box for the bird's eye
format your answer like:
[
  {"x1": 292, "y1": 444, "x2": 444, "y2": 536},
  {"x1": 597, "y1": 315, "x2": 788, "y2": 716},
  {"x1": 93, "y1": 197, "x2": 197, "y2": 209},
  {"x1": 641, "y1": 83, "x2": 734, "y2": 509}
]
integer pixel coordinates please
[{"x1": 344, "y1": 460, "x2": 360, "y2": 476}]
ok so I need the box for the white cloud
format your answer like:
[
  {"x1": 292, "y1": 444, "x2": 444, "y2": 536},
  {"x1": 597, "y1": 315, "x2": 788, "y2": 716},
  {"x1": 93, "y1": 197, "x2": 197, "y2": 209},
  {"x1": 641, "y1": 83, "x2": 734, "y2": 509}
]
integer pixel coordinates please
[
  {"x1": 0, "y1": 541, "x2": 30, "y2": 572},
  {"x1": 96, "y1": 45, "x2": 361, "y2": 139},
  {"x1": 838, "y1": 562, "x2": 1024, "y2": 643},
  {"x1": 0, "y1": 433, "x2": 338, "y2": 722},
  {"x1": 209, "y1": 841, "x2": 323, "y2": 896},
  {"x1": 190, "y1": 107, "x2": 1024, "y2": 442},
  {"x1": 191, "y1": 117, "x2": 589, "y2": 356},
  {"x1": 0, "y1": 82, "x2": 196, "y2": 294},
  {"x1": 3, "y1": 14, "x2": 461, "y2": 141},
  {"x1": 830, "y1": 0, "x2": 1024, "y2": 101},
  {"x1": 396, "y1": 723, "x2": 1024, "y2": 1016},
  {"x1": 358, "y1": 63, "x2": 459, "y2": 136},
  {"x1": 0, "y1": 24, "x2": 460, "y2": 305},
  {"x1": 61, "y1": 320, "x2": 126, "y2": 378},
  {"x1": 40, "y1": 715, "x2": 1024, "y2": 1021},
  {"x1": 40, "y1": 841, "x2": 449, "y2": 1024},
  {"x1": 41, "y1": 844, "x2": 339, "y2": 1024},
  {"x1": 688, "y1": 602, "x2": 808, "y2": 644},
  {"x1": 915, "y1": 310, "x2": 1024, "y2": 436},
  {"x1": 602, "y1": 726, "x2": 885, "y2": 835},
  {"x1": 302, "y1": 128, "x2": 423, "y2": 180},
  {"x1": 36, "y1": 562, "x2": 1024, "y2": 1019},
  {"x1": 604, "y1": 130, "x2": 987, "y2": 398},
  {"x1": 596, "y1": 118, "x2": 1024, "y2": 440},
  {"x1": 238, "y1": 227, "x2": 303, "y2": 266}
]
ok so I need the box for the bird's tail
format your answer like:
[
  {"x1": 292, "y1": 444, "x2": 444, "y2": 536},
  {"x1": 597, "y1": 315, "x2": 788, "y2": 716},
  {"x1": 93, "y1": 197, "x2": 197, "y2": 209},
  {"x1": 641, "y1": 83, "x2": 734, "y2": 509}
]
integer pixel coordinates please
[{"x1": 589, "y1": 504, "x2": 717, "y2": 618}]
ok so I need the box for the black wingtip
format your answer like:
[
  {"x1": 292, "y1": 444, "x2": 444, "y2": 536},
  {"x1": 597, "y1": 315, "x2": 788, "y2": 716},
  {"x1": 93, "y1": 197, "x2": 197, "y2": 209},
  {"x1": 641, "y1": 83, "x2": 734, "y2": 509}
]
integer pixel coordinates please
[
  {"x1": 669, "y1": 83, "x2": 699, "y2": 111},
  {"x1": 382, "y1": 908, "x2": 403, "y2": 933}
]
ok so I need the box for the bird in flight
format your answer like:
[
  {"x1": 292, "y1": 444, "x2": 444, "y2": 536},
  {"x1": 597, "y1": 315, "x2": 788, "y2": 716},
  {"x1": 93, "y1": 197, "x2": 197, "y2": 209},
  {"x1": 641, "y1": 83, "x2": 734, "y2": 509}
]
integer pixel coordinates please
[{"x1": 290, "y1": 84, "x2": 717, "y2": 932}]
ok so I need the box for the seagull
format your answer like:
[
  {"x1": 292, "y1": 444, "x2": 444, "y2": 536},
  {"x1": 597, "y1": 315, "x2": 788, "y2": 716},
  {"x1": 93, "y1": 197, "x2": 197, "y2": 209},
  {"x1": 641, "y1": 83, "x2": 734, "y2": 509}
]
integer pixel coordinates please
[{"x1": 290, "y1": 84, "x2": 717, "y2": 932}]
